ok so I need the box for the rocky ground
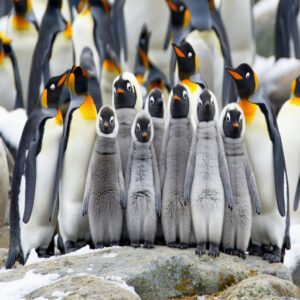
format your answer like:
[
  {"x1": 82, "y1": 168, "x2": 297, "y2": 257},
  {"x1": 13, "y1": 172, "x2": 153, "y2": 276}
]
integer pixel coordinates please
[{"x1": 0, "y1": 242, "x2": 299, "y2": 299}]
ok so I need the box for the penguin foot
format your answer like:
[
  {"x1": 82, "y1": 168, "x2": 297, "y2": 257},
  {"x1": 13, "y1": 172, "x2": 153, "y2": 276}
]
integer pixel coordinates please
[
  {"x1": 64, "y1": 241, "x2": 77, "y2": 253},
  {"x1": 131, "y1": 241, "x2": 140, "y2": 248},
  {"x1": 57, "y1": 235, "x2": 65, "y2": 254},
  {"x1": 179, "y1": 242, "x2": 189, "y2": 250},
  {"x1": 208, "y1": 244, "x2": 220, "y2": 257},
  {"x1": 143, "y1": 241, "x2": 154, "y2": 249},
  {"x1": 110, "y1": 241, "x2": 119, "y2": 247},
  {"x1": 195, "y1": 243, "x2": 206, "y2": 256},
  {"x1": 248, "y1": 244, "x2": 263, "y2": 257},
  {"x1": 95, "y1": 243, "x2": 104, "y2": 249},
  {"x1": 236, "y1": 249, "x2": 246, "y2": 259},
  {"x1": 264, "y1": 246, "x2": 281, "y2": 263},
  {"x1": 36, "y1": 248, "x2": 51, "y2": 258},
  {"x1": 155, "y1": 237, "x2": 165, "y2": 245},
  {"x1": 224, "y1": 248, "x2": 235, "y2": 256},
  {"x1": 167, "y1": 242, "x2": 178, "y2": 248},
  {"x1": 75, "y1": 240, "x2": 87, "y2": 250}
]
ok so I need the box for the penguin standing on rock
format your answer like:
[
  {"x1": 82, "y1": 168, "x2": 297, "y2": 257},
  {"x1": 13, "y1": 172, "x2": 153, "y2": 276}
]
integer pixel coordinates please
[
  {"x1": 220, "y1": 103, "x2": 261, "y2": 259},
  {"x1": 6, "y1": 70, "x2": 70, "y2": 269},
  {"x1": 125, "y1": 111, "x2": 161, "y2": 248},
  {"x1": 50, "y1": 66, "x2": 97, "y2": 253},
  {"x1": 160, "y1": 84, "x2": 193, "y2": 249},
  {"x1": 82, "y1": 105, "x2": 125, "y2": 248},
  {"x1": 183, "y1": 89, "x2": 233, "y2": 257},
  {"x1": 226, "y1": 63, "x2": 290, "y2": 263}
]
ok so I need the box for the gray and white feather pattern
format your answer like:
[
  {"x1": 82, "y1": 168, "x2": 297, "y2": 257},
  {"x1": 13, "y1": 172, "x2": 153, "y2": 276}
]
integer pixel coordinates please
[
  {"x1": 219, "y1": 103, "x2": 260, "y2": 256},
  {"x1": 82, "y1": 106, "x2": 125, "y2": 246},
  {"x1": 125, "y1": 111, "x2": 161, "y2": 247}
]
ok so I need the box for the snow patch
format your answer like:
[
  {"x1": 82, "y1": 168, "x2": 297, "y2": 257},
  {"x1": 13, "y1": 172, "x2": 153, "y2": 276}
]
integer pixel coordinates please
[
  {"x1": 105, "y1": 276, "x2": 139, "y2": 297},
  {"x1": 285, "y1": 225, "x2": 300, "y2": 272},
  {"x1": 51, "y1": 290, "x2": 71, "y2": 300},
  {"x1": 102, "y1": 252, "x2": 119, "y2": 258}
]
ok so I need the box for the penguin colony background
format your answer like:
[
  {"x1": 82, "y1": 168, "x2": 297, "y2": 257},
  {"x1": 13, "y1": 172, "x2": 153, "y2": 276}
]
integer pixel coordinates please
[{"x1": 0, "y1": 0, "x2": 298, "y2": 270}]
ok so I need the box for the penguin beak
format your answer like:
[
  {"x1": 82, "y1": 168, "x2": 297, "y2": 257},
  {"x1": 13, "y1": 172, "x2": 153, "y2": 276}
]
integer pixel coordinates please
[
  {"x1": 103, "y1": 121, "x2": 109, "y2": 129},
  {"x1": 173, "y1": 95, "x2": 180, "y2": 102},
  {"x1": 204, "y1": 102, "x2": 210, "y2": 112},
  {"x1": 172, "y1": 44, "x2": 186, "y2": 58},
  {"x1": 166, "y1": 0, "x2": 178, "y2": 12},
  {"x1": 233, "y1": 122, "x2": 239, "y2": 128},
  {"x1": 116, "y1": 88, "x2": 125, "y2": 94},
  {"x1": 142, "y1": 132, "x2": 148, "y2": 139},
  {"x1": 157, "y1": 98, "x2": 163, "y2": 107},
  {"x1": 225, "y1": 67, "x2": 243, "y2": 80}
]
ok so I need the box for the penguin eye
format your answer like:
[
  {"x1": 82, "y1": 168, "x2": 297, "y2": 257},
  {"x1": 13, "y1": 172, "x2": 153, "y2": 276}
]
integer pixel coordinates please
[
  {"x1": 183, "y1": 90, "x2": 188, "y2": 99},
  {"x1": 239, "y1": 114, "x2": 243, "y2": 123},
  {"x1": 188, "y1": 52, "x2": 192, "y2": 58},
  {"x1": 226, "y1": 112, "x2": 231, "y2": 122},
  {"x1": 210, "y1": 97, "x2": 214, "y2": 104},
  {"x1": 150, "y1": 96, "x2": 155, "y2": 105},
  {"x1": 246, "y1": 72, "x2": 250, "y2": 79},
  {"x1": 50, "y1": 84, "x2": 55, "y2": 91},
  {"x1": 179, "y1": 5, "x2": 184, "y2": 12},
  {"x1": 127, "y1": 82, "x2": 132, "y2": 91},
  {"x1": 110, "y1": 116, "x2": 114, "y2": 124},
  {"x1": 99, "y1": 117, "x2": 103, "y2": 124},
  {"x1": 136, "y1": 123, "x2": 140, "y2": 131},
  {"x1": 198, "y1": 98, "x2": 203, "y2": 106},
  {"x1": 148, "y1": 123, "x2": 151, "y2": 129}
]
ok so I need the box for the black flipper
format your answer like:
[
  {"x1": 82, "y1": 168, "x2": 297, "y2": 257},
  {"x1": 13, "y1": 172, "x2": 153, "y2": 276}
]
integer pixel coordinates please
[
  {"x1": 163, "y1": 17, "x2": 172, "y2": 50},
  {"x1": 250, "y1": 93, "x2": 288, "y2": 217},
  {"x1": 0, "y1": 0, "x2": 12, "y2": 17},
  {"x1": 294, "y1": 175, "x2": 300, "y2": 211}
]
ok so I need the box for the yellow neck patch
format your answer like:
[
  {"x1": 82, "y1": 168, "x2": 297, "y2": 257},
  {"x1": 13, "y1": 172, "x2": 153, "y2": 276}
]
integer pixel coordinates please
[
  {"x1": 103, "y1": 60, "x2": 120, "y2": 74},
  {"x1": 63, "y1": 23, "x2": 72, "y2": 39},
  {"x1": 11, "y1": 16, "x2": 30, "y2": 31},
  {"x1": 181, "y1": 79, "x2": 198, "y2": 94},
  {"x1": 183, "y1": 10, "x2": 191, "y2": 28},
  {"x1": 239, "y1": 99, "x2": 257, "y2": 124},
  {"x1": 136, "y1": 74, "x2": 144, "y2": 85},
  {"x1": 80, "y1": 95, "x2": 97, "y2": 120},
  {"x1": 55, "y1": 109, "x2": 63, "y2": 125},
  {"x1": 0, "y1": 52, "x2": 5, "y2": 64},
  {"x1": 290, "y1": 97, "x2": 300, "y2": 106}
]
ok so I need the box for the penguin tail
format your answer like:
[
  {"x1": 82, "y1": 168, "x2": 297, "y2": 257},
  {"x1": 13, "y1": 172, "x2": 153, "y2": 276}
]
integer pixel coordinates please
[{"x1": 5, "y1": 244, "x2": 24, "y2": 269}]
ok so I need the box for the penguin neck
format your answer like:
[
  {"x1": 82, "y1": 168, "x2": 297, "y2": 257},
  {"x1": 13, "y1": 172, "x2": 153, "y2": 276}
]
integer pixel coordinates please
[
  {"x1": 223, "y1": 136, "x2": 245, "y2": 154},
  {"x1": 79, "y1": 95, "x2": 97, "y2": 120},
  {"x1": 239, "y1": 99, "x2": 258, "y2": 124},
  {"x1": 96, "y1": 136, "x2": 117, "y2": 154},
  {"x1": 289, "y1": 96, "x2": 300, "y2": 106},
  {"x1": 181, "y1": 79, "x2": 198, "y2": 94},
  {"x1": 12, "y1": 15, "x2": 31, "y2": 30},
  {"x1": 133, "y1": 141, "x2": 152, "y2": 159},
  {"x1": 115, "y1": 108, "x2": 136, "y2": 125}
]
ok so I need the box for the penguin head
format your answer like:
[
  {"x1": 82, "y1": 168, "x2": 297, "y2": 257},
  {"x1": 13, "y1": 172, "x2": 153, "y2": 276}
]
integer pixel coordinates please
[
  {"x1": 170, "y1": 84, "x2": 190, "y2": 118},
  {"x1": 68, "y1": 65, "x2": 88, "y2": 96},
  {"x1": 90, "y1": 0, "x2": 111, "y2": 13},
  {"x1": 132, "y1": 111, "x2": 153, "y2": 144},
  {"x1": 172, "y1": 41, "x2": 198, "y2": 80},
  {"x1": 219, "y1": 103, "x2": 245, "y2": 139},
  {"x1": 97, "y1": 105, "x2": 118, "y2": 137},
  {"x1": 0, "y1": 33, "x2": 11, "y2": 64},
  {"x1": 291, "y1": 76, "x2": 300, "y2": 97},
  {"x1": 102, "y1": 44, "x2": 122, "y2": 76},
  {"x1": 41, "y1": 70, "x2": 70, "y2": 108},
  {"x1": 13, "y1": 0, "x2": 29, "y2": 16},
  {"x1": 225, "y1": 64, "x2": 259, "y2": 99},
  {"x1": 113, "y1": 72, "x2": 143, "y2": 111},
  {"x1": 48, "y1": 0, "x2": 63, "y2": 9},
  {"x1": 166, "y1": 0, "x2": 191, "y2": 29},
  {"x1": 0, "y1": 39, "x2": 5, "y2": 65},
  {"x1": 146, "y1": 88, "x2": 164, "y2": 118},
  {"x1": 138, "y1": 24, "x2": 151, "y2": 54},
  {"x1": 197, "y1": 89, "x2": 217, "y2": 122}
]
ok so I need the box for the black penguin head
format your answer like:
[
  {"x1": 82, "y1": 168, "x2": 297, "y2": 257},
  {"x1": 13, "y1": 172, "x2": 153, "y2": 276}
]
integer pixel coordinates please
[
  {"x1": 147, "y1": 88, "x2": 164, "y2": 118},
  {"x1": 222, "y1": 107, "x2": 243, "y2": 138},
  {"x1": 138, "y1": 24, "x2": 151, "y2": 54},
  {"x1": 197, "y1": 90, "x2": 216, "y2": 122},
  {"x1": 41, "y1": 70, "x2": 70, "y2": 108},
  {"x1": 134, "y1": 112, "x2": 152, "y2": 143},
  {"x1": 226, "y1": 64, "x2": 258, "y2": 99},
  {"x1": 291, "y1": 76, "x2": 300, "y2": 97},
  {"x1": 166, "y1": 0, "x2": 191, "y2": 28},
  {"x1": 90, "y1": 0, "x2": 111, "y2": 13},
  {"x1": 103, "y1": 44, "x2": 122, "y2": 75},
  {"x1": 113, "y1": 75, "x2": 137, "y2": 109},
  {"x1": 47, "y1": 0, "x2": 63, "y2": 9},
  {"x1": 172, "y1": 41, "x2": 198, "y2": 80},
  {"x1": 98, "y1": 106, "x2": 116, "y2": 135},
  {"x1": 69, "y1": 65, "x2": 88, "y2": 96},
  {"x1": 13, "y1": 0, "x2": 28, "y2": 15},
  {"x1": 170, "y1": 84, "x2": 189, "y2": 118}
]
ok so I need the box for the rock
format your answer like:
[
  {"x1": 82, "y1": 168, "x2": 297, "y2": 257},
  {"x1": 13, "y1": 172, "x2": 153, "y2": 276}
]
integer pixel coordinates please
[
  {"x1": 0, "y1": 246, "x2": 294, "y2": 299},
  {"x1": 218, "y1": 274, "x2": 300, "y2": 299},
  {"x1": 0, "y1": 248, "x2": 7, "y2": 269}
]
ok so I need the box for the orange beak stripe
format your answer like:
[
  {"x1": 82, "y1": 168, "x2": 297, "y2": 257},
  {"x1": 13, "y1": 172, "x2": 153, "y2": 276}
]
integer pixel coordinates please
[
  {"x1": 57, "y1": 73, "x2": 68, "y2": 87},
  {"x1": 167, "y1": 0, "x2": 178, "y2": 12},
  {"x1": 173, "y1": 46, "x2": 186, "y2": 58},
  {"x1": 226, "y1": 69, "x2": 243, "y2": 80}
]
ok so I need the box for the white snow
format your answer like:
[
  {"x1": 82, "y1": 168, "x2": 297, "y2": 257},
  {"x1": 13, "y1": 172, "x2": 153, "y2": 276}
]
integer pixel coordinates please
[
  {"x1": 285, "y1": 224, "x2": 300, "y2": 272},
  {"x1": 0, "y1": 270, "x2": 60, "y2": 300},
  {"x1": 105, "y1": 276, "x2": 139, "y2": 297},
  {"x1": 102, "y1": 252, "x2": 119, "y2": 258},
  {"x1": 87, "y1": 268, "x2": 93, "y2": 271},
  {"x1": 51, "y1": 290, "x2": 71, "y2": 300},
  {"x1": 25, "y1": 249, "x2": 56, "y2": 266}
]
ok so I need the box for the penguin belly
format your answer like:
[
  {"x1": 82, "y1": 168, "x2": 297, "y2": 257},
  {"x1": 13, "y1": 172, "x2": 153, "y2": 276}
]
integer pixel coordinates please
[
  {"x1": 73, "y1": 11, "x2": 100, "y2": 77},
  {"x1": 58, "y1": 111, "x2": 96, "y2": 244},
  {"x1": 245, "y1": 111, "x2": 285, "y2": 246},
  {"x1": 19, "y1": 118, "x2": 63, "y2": 258},
  {"x1": 101, "y1": 68, "x2": 117, "y2": 106},
  {"x1": 152, "y1": 119, "x2": 164, "y2": 161},
  {"x1": 191, "y1": 123, "x2": 224, "y2": 245},
  {"x1": 8, "y1": 22, "x2": 38, "y2": 108},
  {"x1": 0, "y1": 58, "x2": 17, "y2": 110},
  {"x1": 278, "y1": 102, "x2": 300, "y2": 225},
  {"x1": 0, "y1": 138, "x2": 9, "y2": 226}
]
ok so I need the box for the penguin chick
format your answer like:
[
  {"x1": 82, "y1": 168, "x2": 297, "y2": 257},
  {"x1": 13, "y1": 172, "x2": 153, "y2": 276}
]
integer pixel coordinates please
[
  {"x1": 220, "y1": 103, "x2": 260, "y2": 259},
  {"x1": 125, "y1": 110, "x2": 161, "y2": 248},
  {"x1": 183, "y1": 89, "x2": 233, "y2": 257},
  {"x1": 160, "y1": 84, "x2": 193, "y2": 249},
  {"x1": 82, "y1": 105, "x2": 124, "y2": 248}
]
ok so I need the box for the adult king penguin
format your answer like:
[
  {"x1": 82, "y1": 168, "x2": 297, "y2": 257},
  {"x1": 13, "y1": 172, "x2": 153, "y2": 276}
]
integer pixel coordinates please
[
  {"x1": 6, "y1": 70, "x2": 70, "y2": 268},
  {"x1": 278, "y1": 76, "x2": 300, "y2": 225},
  {"x1": 50, "y1": 66, "x2": 97, "y2": 253},
  {"x1": 226, "y1": 63, "x2": 290, "y2": 263},
  {"x1": 0, "y1": 32, "x2": 23, "y2": 110},
  {"x1": 7, "y1": 0, "x2": 38, "y2": 110}
]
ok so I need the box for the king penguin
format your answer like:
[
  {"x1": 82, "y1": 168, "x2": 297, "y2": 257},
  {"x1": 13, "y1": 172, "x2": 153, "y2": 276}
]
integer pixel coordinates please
[
  {"x1": 278, "y1": 76, "x2": 300, "y2": 225},
  {"x1": 226, "y1": 63, "x2": 290, "y2": 263},
  {"x1": 5, "y1": 70, "x2": 70, "y2": 268},
  {"x1": 50, "y1": 66, "x2": 97, "y2": 253},
  {"x1": 7, "y1": 0, "x2": 38, "y2": 110}
]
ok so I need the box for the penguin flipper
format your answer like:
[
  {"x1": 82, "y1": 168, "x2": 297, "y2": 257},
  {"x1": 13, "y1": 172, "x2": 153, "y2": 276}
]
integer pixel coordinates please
[
  {"x1": 163, "y1": 17, "x2": 172, "y2": 50},
  {"x1": 89, "y1": 77, "x2": 102, "y2": 111},
  {"x1": 289, "y1": 9, "x2": 300, "y2": 59},
  {"x1": 245, "y1": 155, "x2": 261, "y2": 214},
  {"x1": 253, "y1": 96, "x2": 287, "y2": 217},
  {"x1": 117, "y1": 143, "x2": 126, "y2": 209},
  {"x1": 294, "y1": 175, "x2": 300, "y2": 211},
  {"x1": 216, "y1": 126, "x2": 233, "y2": 209},
  {"x1": 124, "y1": 143, "x2": 134, "y2": 204},
  {"x1": 159, "y1": 124, "x2": 170, "y2": 190},
  {"x1": 82, "y1": 160, "x2": 93, "y2": 216},
  {"x1": 151, "y1": 145, "x2": 161, "y2": 217},
  {"x1": 183, "y1": 133, "x2": 197, "y2": 205}
]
